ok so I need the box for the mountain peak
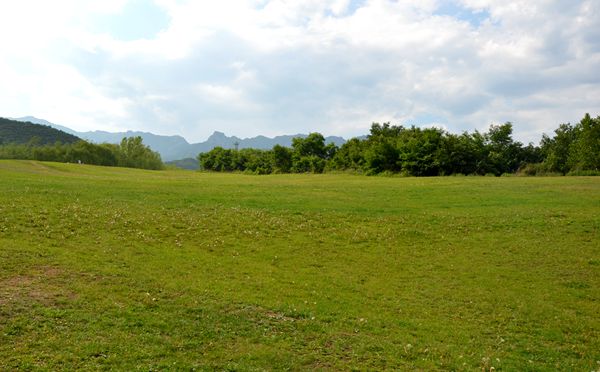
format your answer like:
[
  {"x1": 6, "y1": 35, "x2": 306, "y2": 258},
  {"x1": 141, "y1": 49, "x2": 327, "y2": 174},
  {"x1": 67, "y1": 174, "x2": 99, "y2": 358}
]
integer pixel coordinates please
[
  {"x1": 209, "y1": 131, "x2": 227, "y2": 139},
  {"x1": 17, "y1": 116, "x2": 53, "y2": 126},
  {"x1": 15, "y1": 116, "x2": 78, "y2": 135}
]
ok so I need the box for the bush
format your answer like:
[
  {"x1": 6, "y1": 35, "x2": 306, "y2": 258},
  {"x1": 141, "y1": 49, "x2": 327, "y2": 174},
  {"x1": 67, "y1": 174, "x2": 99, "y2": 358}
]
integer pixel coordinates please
[
  {"x1": 516, "y1": 163, "x2": 563, "y2": 177},
  {"x1": 566, "y1": 169, "x2": 600, "y2": 176},
  {"x1": 517, "y1": 163, "x2": 544, "y2": 176}
]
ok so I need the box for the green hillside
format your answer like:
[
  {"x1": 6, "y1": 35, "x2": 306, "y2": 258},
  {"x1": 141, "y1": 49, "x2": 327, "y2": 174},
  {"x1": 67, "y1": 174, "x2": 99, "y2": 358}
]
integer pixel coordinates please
[
  {"x1": 0, "y1": 117, "x2": 81, "y2": 145},
  {"x1": 0, "y1": 160, "x2": 598, "y2": 370}
]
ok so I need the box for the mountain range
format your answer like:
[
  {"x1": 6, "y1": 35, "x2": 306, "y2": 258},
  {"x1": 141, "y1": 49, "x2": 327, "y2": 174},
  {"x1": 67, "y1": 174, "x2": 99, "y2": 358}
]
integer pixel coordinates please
[{"x1": 15, "y1": 116, "x2": 347, "y2": 161}]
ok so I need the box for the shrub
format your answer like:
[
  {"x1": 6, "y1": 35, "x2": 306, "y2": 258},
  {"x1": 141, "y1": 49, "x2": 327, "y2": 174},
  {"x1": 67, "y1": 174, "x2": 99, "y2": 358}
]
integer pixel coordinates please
[{"x1": 566, "y1": 169, "x2": 600, "y2": 176}]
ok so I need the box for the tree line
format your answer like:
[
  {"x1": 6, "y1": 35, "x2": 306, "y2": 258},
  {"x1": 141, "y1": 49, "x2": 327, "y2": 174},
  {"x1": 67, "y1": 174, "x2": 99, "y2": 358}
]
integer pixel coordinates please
[
  {"x1": 0, "y1": 136, "x2": 164, "y2": 170},
  {"x1": 198, "y1": 113, "x2": 599, "y2": 176}
]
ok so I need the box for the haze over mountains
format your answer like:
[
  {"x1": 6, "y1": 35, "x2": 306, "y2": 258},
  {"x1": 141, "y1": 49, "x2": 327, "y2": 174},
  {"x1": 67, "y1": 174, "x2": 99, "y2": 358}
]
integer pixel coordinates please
[{"x1": 15, "y1": 116, "x2": 347, "y2": 161}]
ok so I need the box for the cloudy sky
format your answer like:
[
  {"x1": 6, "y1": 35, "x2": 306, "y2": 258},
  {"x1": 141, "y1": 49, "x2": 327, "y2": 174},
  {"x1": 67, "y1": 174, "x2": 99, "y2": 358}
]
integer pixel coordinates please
[{"x1": 0, "y1": 0, "x2": 598, "y2": 143}]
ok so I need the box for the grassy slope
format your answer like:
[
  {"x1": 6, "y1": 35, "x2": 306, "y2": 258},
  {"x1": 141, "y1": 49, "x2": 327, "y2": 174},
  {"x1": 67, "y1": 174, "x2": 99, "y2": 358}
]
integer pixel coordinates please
[{"x1": 0, "y1": 160, "x2": 598, "y2": 370}]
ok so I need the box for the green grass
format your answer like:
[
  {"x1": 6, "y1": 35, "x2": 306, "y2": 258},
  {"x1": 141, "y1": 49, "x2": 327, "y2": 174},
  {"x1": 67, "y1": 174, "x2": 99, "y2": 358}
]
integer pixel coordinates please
[{"x1": 0, "y1": 160, "x2": 599, "y2": 370}]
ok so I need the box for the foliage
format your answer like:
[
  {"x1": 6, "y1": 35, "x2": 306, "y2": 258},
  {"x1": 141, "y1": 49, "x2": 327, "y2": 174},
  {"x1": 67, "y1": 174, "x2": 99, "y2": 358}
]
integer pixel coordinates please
[
  {"x1": 198, "y1": 114, "x2": 594, "y2": 176},
  {"x1": 541, "y1": 114, "x2": 600, "y2": 174},
  {"x1": 0, "y1": 136, "x2": 163, "y2": 170},
  {"x1": 198, "y1": 133, "x2": 335, "y2": 174},
  {"x1": 116, "y1": 137, "x2": 164, "y2": 170},
  {"x1": 271, "y1": 145, "x2": 293, "y2": 173},
  {"x1": 290, "y1": 133, "x2": 331, "y2": 173},
  {"x1": 197, "y1": 122, "x2": 543, "y2": 176},
  {"x1": 328, "y1": 138, "x2": 365, "y2": 171}
]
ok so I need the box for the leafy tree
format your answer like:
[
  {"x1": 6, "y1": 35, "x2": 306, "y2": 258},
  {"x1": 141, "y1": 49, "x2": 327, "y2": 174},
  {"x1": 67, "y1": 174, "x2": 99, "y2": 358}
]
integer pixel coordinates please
[
  {"x1": 568, "y1": 113, "x2": 600, "y2": 171},
  {"x1": 520, "y1": 143, "x2": 543, "y2": 168},
  {"x1": 541, "y1": 123, "x2": 575, "y2": 174},
  {"x1": 368, "y1": 122, "x2": 404, "y2": 138},
  {"x1": 484, "y1": 122, "x2": 523, "y2": 175},
  {"x1": 117, "y1": 136, "x2": 163, "y2": 170},
  {"x1": 364, "y1": 140, "x2": 398, "y2": 173},
  {"x1": 291, "y1": 133, "x2": 334, "y2": 173},
  {"x1": 362, "y1": 123, "x2": 402, "y2": 173},
  {"x1": 541, "y1": 114, "x2": 600, "y2": 174},
  {"x1": 437, "y1": 133, "x2": 480, "y2": 175},
  {"x1": 325, "y1": 142, "x2": 338, "y2": 160},
  {"x1": 198, "y1": 147, "x2": 234, "y2": 171},
  {"x1": 396, "y1": 127, "x2": 444, "y2": 176},
  {"x1": 271, "y1": 145, "x2": 293, "y2": 173},
  {"x1": 238, "y1": 148, "x2": 272, "y2": 174},
  {"x1": 330, "y1": 138, "x2": 366, "y2": 171},
  {"x1": 292, "y1": 155, "x2": 326, "y2": 173},
  {"x1": 64, "y1": 141, "x2": 118, "y2": 166},
  {"x1": 292, "y1": 133, "x2": 327, "y2": 158}
]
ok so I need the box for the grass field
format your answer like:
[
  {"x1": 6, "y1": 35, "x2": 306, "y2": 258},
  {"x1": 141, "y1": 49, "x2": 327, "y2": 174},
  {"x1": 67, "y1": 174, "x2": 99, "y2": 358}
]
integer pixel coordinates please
[{"x1": 0, "y1": 160, "x2": 598, "y2": 370}]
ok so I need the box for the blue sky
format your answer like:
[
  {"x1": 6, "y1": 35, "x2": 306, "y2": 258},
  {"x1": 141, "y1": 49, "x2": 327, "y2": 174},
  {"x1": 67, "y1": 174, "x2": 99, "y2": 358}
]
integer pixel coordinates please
[
  {"x1": 91, "y1": 0, "x2": 170, "y2": 41},
  {"x1": 434, "y1": 2, "x2": 491, "y2": 27},
  {"x1": 0, "y1": 0, "x2": 598, "y2": 143}
]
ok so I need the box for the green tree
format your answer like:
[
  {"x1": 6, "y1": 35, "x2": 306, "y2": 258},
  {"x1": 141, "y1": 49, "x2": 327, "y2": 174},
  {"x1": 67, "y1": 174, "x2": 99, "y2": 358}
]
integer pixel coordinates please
[
  {"x1": 330, "y1": 138, "x2": 365, "y2": 171},
  {"x1": 568, "y1": 113, "x2": 600, "y2": 171},
  {"x1": 292, "y1": 133, "x2": 327, "y2": 158},
  {"x1": 198, "y1": 147, "x2": 234, "y2": 171},
  {"x1": 118, "y1": 136, "x2": 163, "y2": 170},
  {"x1": 238, "y1": 148, "x2": 272, "y2": 174},
  {"x1": 271, "y1": 145, "x2": 293, "y2": 173},
  {"x1": 364, "y1": 141, "x2": 398, "y2": 173},
  {"x1": 396, "y1": 127, "x2": 444, "y2": 176},
  {"x1": 541, "y1": 123, "x2": 575, "y2": 174},
  {"x1": 291, "y1": 133, "x2": 331, "y2": 173},
  {"x1": 363, "y1": 123, "x2": 402, "y2": 173},
  {"x1": 484, "y1": 123, "x2": 523, "y2": 175}
]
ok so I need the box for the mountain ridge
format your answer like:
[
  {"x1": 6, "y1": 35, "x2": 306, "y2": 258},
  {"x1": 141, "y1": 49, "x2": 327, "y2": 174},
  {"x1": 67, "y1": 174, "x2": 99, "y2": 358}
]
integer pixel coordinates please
[
  {"x1": 14, "y1": 116, "x2": 347, "y2": 161},
  {"x1": 1, "y1": 117, "x2": 81, "y2": 145}
]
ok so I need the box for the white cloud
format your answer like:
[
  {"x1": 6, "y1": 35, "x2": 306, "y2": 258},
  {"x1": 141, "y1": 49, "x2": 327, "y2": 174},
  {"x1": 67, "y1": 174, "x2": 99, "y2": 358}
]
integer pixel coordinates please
[{"x1": 0, "y1": 0, "x2": 598, "y2": 143}]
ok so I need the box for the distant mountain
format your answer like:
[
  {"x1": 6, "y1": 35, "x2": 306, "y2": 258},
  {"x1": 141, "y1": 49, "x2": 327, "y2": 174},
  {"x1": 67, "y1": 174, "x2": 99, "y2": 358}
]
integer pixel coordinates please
[
  {"x1": 15, "y1": 116, "x2": 79, "y2": 136},
  {"x1": 13, "y1": 117, "x2": 348, "y2": 161},
  {"x1": 0, "y1": 117, "x2": 81, "y2": 145},
  {"x1": 13, "y1": 117, "x2": 190, "y2": 161},
  {"x1": 186, "y1": 131, "x2": 347, "y2": 159},
  {"x1": 78, "y1": 130, "x2": 190, "y2": 162}
]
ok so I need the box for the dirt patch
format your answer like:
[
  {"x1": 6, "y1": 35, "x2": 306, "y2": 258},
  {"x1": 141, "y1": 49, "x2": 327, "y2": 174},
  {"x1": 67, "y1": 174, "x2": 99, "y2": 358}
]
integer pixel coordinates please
[
  {"x1": 264, "y1": 310, "x2": 296, "y2": 322},
  {"x1": 0, "y1": 266, "x2": 75, "y2": 307},
  {"x1": 229, "y1": 304, "x2": 298, "y2": 324}
]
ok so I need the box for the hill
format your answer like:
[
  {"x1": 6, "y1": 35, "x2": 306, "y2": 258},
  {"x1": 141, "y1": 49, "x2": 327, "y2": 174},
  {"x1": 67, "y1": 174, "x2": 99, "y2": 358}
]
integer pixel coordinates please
[
  {"x1": 14, "y1": 117, "x2": 347, "y2": 161},
  {"x1": 0, "y1": 117, "x2": 81, "y2": 145},
  {"x1": 15, "y1": 116, "x2": 79, "y2": 136}
]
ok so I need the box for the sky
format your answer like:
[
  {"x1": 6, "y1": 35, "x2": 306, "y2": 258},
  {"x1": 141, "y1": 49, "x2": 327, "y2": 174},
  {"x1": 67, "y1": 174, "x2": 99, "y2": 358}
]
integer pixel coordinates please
[{"x1": 0, "y1": 0, "x2": 598, "y2": 144}]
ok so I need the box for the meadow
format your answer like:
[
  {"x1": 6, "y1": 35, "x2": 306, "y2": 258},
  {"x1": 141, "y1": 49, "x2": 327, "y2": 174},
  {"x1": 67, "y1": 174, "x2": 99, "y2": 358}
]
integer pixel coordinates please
[{"x1": 0, "y1": 160, "x2": 598, "y2": 370}]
